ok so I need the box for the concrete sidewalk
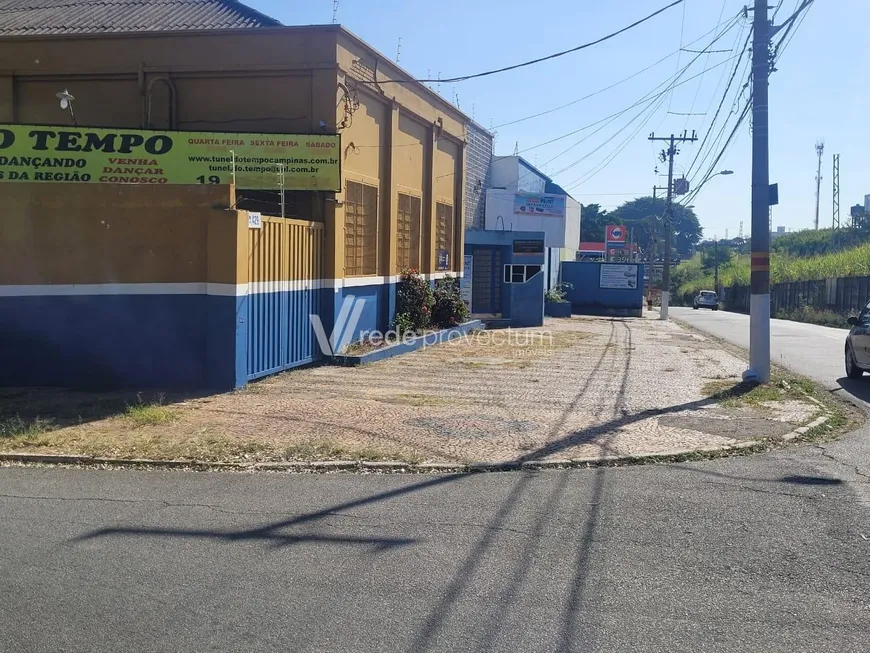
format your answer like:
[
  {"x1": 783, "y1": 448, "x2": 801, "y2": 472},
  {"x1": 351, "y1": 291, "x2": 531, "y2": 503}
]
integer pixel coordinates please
[{"x1": 1, "y1": 316, "x2": 824, "y2": 465}]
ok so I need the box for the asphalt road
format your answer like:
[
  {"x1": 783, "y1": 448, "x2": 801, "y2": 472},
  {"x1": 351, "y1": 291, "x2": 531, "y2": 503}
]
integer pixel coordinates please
[
  {"x1": 671, "y1": 307, "x2": 870, "y2": 408},
  {"x1": 3, "y1": 311, "x2": 869, "y2": 652},
  {"x1": 3, "y1": 437, "x2": 870, "y2": 653}
]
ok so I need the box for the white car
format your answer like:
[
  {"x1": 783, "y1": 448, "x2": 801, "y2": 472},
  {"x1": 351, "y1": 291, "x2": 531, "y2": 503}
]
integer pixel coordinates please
[{"x1": 693, "y1": 290, "x2": 719, "y2": 310}]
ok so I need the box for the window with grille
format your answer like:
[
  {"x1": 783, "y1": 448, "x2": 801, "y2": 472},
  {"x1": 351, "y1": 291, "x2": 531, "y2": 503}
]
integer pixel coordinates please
[
  {"x1": 344, "y1": 181, "x2": 378, "y2": 276},
  {"x1": 503, "y1": 265, "x2": 542, "y2": 283},
  {"x1": 396, "y1": 193, "x2": 422, "y2": 273},
  {"x1": 435, "y1": 202, "x2": 454, "y2": 271}
]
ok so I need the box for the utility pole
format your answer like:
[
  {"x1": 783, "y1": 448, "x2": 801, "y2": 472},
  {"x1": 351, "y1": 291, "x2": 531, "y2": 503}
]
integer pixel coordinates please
[
  {"x1": 650, "y1": 184, "x2": 667, "y2": 307},
  {"x1": 649, "y1": 131, "x2": 697, "y2": 320},
  {"x1": 832, "y1": 153, "x2": 840, "y2": 230},
  {"x1": 714, "y1": 236, "x2": 724, "y2": 300},
  {"x1": 814, "y1": 140, "x2": 824, "y2": 230},
  {"x1": 748, "y1": 0, "x2": 772, "y2": 383}
]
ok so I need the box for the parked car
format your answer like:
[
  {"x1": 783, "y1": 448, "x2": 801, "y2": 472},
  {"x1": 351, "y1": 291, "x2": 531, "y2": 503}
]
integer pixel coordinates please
[
  {"x1": 693, "y1": 290, "x2": 719, "y2": 310},
  {"x1": 844, "y1": 301, "x2": 870, "y2": 378}
]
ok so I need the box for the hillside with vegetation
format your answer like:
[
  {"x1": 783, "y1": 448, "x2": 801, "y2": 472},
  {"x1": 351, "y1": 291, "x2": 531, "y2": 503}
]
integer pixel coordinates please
[{"x1": 673, "y1": 227, "x2": 870, "y2": 304}]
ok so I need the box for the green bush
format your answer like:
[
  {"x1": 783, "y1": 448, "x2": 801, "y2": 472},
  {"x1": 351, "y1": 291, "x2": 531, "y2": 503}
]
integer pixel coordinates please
[
  {"x1": 544, "y1": 282, "x2": 573, "y2": 303},
  {"x1": 395, "y1": 268, "x2": 433, "y2": 333},
  {"x1": 431, "y1": 276, "x2": 469, "y2": 328}
]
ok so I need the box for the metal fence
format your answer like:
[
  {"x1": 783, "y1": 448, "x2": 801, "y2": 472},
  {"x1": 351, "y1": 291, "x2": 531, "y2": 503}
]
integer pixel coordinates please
[{"x1": 721, "y1": 276, "x2": 870, "y2": 315}]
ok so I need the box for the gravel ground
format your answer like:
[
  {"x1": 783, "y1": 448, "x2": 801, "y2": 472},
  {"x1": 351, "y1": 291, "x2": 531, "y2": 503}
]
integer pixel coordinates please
[{"x1": 1, "y1": 315, "x2": 822, "y2": 464}]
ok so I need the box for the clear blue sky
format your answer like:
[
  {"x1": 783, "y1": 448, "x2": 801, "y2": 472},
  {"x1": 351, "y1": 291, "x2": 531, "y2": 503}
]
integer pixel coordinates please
[{"x1": 252, "y1": 0, "x2": 867, "y2": 241}]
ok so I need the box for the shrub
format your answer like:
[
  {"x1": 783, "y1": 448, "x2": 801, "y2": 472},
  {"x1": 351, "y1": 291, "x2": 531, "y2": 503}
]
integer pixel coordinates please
[
  {"x1": 431, "y1": 276, "x2": 469, "y2": 328},
  {"x1": 395, "y1": 268, "x2": 433, "y2": 332},
  {"x1": 544, "y1": 282, "x2": 573, "y2": 303},
  {"x1": 392, "y1": 312, "x2": 416, "y2": 337}
]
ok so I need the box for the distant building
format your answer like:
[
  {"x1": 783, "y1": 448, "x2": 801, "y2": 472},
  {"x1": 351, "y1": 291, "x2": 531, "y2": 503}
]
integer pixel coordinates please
[
  {"x1": 483, "y1": 156, "x2": 581, "y2": 289},
  {"x1": 464, "y1": 120, "x2": 494, "y2": 230}
]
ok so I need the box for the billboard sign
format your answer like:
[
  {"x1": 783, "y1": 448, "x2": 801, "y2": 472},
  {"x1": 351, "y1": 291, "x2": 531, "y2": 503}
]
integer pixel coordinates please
[
  {"x1": 0, "y1": 124, "x2": 341, "y2": 190},
  {"x1": 513, "y1": 193, "x2": 566, "y2": 217},
  {"x1": 600, "y1": 264, "x2": 638, "y2": 290},
  {"x1": 605, "y1": 224, "x2": 626, "y2": 248}
]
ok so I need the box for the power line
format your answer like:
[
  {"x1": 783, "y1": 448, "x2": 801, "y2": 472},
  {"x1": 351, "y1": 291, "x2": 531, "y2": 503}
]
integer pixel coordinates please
[
  {"x1": 685, "y1": 26, "x2": 753, "y2": 177},
  {"x1": 517, "y1": 54, "x2": 737, "y2": 159},
  {"x1": 551, "y1": 24, "x2": 745, "y2": 189},
  {"x1": 681, "y1": 0, "x2": 731, "y2": 132},
  {"x1": 680, "y1": 98, "x2": 751, "y2": 206},
  {"x1": 491, "y1": 12, "x2": 740, "y2": 130},
  {"x1": 518, "y1": 18, "x2": 741, "y2": 160},
  {"x1": 666, "y1": 0, "x2": 688, "y2": 113},
  {"x1": 518, "y1": 52, "x2": 737, "y2": 190},
  {"x1": 366, "y1": 0, "x2": 685, "y2": 85}
]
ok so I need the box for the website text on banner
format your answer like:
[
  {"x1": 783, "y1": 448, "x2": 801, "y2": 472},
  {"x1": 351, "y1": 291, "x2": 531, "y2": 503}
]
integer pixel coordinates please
[
  {"x1": 0, "y1": 125, "x2": 341, "y2": 191},
  {"x1": 514, "y1": 193, "x2": 565, "y2": 217}
]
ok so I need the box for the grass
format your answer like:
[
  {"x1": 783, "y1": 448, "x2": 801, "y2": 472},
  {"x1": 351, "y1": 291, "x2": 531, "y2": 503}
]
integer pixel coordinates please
[
  {"x1": 124, "y1": 396, "x2": 180, "y2": 427},
  {"x1": 774, "y1": 306, "x2": 850, "y2": 329},
  {"x1": 0, "y1": 416, "x2": 54, "y2": 439},
  {"x1": 702, "y1": 374, "x2": 819, "y2": 408},
  {"x1": 282, "y1": 440, "x2": 423, "y2": 464}
]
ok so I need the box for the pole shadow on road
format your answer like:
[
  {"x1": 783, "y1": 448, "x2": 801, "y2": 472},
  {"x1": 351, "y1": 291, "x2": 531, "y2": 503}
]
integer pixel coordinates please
[{"x1": 66, "y1": 320, "x2": 798, "y2": 651}]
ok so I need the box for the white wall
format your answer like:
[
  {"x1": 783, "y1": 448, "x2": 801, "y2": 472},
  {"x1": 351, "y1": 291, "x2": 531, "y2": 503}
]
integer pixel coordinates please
[
  {"x1": 565, "y1": 197, "x2": 581, "y2": 251},
  {"x1": 491, "y1": 156, "x2": 547, "y2": 194},
  {"x1": 484, "y1": 189, "x2": 575, "y2": 248},
  {"x1": 491, "y1": 157, "x2": 519, "y2": 190}
]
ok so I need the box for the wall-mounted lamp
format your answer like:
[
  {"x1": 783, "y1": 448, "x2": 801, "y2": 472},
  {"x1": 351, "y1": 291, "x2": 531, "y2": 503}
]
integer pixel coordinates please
[{"x1": 56, "y1": 89, "x2": 76, "y2": 125}]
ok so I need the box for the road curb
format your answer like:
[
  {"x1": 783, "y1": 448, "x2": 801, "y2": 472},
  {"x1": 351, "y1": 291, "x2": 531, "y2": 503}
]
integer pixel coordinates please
[{"x1": 0, "y1": 433, "x2": 813, "y2": 474}]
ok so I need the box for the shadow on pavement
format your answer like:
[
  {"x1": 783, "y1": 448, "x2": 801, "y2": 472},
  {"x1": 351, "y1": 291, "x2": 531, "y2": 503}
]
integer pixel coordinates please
[
  {"x1": 780, "y1": 475, "x2": 844, "y2": 486},
  {"x1": 833, "y1": 376, "x2": 870, "y2": 406},
  {"x1": 64, "y1": 319, "x2": 765, "y2": 651}
]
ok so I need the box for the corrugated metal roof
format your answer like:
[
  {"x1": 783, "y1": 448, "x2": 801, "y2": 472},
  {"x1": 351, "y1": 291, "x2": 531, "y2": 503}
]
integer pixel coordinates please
[{"x1": 0, "y1": 0, "x2": 281, "y2": 36}]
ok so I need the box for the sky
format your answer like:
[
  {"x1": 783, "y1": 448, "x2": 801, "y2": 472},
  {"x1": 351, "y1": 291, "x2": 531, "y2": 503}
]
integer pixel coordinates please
[{"x1": 250, "y1": 0, "x2": 869, "y2": 241}]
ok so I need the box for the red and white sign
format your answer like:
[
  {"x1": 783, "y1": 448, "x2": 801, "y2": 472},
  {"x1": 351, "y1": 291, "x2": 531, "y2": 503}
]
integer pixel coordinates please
[{"x1": 605, "y1": 224, "x2": 626, "y2": 243}]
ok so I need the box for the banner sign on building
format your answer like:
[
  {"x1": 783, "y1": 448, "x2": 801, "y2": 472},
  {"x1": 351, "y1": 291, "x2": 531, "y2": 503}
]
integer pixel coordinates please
[
  {"x1": 600, "y1": 264, "x2": 638, "y2": 290},
  {"x1": 513, "y1": 193, "x2": 565, "y2": 217},
  {"x1": 512, "y1": 239, "x2": 545, "y2": 254},
  {"x1": 0, "y1": 124, "x2": 341, "y2": 191}
]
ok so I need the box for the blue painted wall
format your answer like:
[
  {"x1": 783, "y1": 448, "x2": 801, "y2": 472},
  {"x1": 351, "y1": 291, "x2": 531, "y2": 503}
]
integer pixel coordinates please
[
  {"x1": 0, "y1": 294, "x2": 222, "y2": 389},
  {"x1": 507, "y1": 272, "x2": 545, "y2": 327},
  {"x1": 328, "y1": 281, "x2": 397, "y2": 347},
  {"x1": 464, "y1": 229, "x2": 546, "y2": 328},
  {"x1": 561, "y1": 262, "x2": 645, "y2": 315}
]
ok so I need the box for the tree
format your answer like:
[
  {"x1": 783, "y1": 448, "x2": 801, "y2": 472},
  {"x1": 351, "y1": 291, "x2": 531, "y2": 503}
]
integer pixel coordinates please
[
  {"x1": 579, "y1": 203, "x2": 612, "y2": 242},
  {"x1": 607, "y1": 197, "x2": 702, "y2": 256}
]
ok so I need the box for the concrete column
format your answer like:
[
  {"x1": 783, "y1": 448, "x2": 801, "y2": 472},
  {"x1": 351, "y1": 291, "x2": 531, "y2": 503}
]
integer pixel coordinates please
[
  {"x1": 454, "y1": 138, "x2": 467, "y2": 274},
  {"x1": 424, "y1": 122, "x2": 438, "y2": 275}
]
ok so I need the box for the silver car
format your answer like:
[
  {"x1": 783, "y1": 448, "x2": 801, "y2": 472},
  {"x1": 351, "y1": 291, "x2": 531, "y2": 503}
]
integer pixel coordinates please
[
  {"x1": 845, "y1": 301, "x2": 870, "y2": 378},
  {"x1": 693, "y1": 290, "x2": 719, "y2": 310}
]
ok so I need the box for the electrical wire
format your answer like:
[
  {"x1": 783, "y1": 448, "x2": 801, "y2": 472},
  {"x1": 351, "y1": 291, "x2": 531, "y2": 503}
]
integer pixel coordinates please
[
  {"x1": 773, "y1": 0, "x2": 814, "y2": 61},
  {"x1": 490, "y1": 13, "x2": 737, "y2": 131},
  {"x1": 680, "y1": 97, "x2": 751, "y2": 206},
  {"x1": 368, "y1": 0, "x2": 685, "y2": 85},
  {"x1": 516, "y1": 13, "x2": 741, "y2": 164},
  {"x1": 681, "y1": 0, "x2": 731, "y2": 132},
  {"x1": 550, "y1": 18, "x2": 746, "y2": 190},
  {"x1": 685, "y1": 26, "x2": 752, "y2": 177},
  {"x1": 666, "y1": 0, "x2": 688, "y2": 114}
]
